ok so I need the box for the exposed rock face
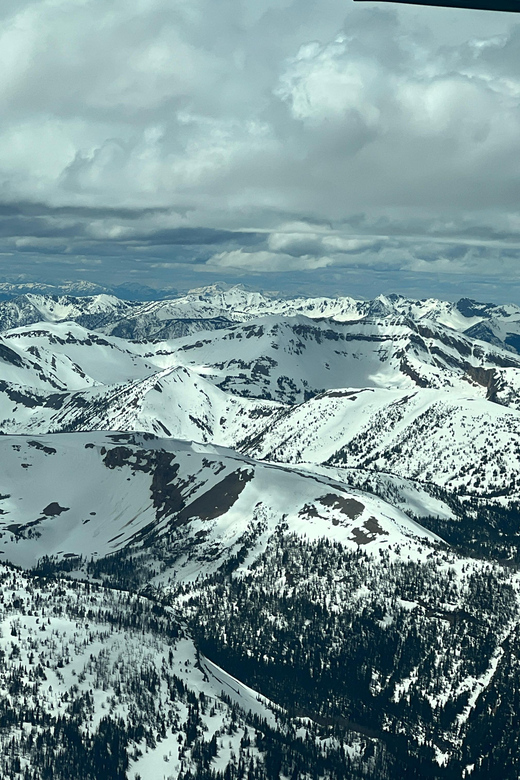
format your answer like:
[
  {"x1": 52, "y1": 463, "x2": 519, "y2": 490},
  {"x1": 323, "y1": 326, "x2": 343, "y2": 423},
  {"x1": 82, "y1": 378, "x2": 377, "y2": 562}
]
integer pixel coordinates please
[{"x1": 0, "y1": 287, "x2": 520, "y2": 779}]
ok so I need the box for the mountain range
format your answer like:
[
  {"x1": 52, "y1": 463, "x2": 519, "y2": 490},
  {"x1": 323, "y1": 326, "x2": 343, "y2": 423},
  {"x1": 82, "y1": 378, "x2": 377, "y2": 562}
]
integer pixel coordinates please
[{"x1": 2, "y1": 285, "x2": 520, "y2": 779}]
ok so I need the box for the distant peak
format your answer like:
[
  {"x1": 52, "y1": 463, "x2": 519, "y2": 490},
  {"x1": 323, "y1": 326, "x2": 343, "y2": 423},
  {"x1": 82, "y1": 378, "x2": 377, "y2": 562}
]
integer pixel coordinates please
[
  {"x1": 455, "y1": 298, "x2": 495, "y2": 319},
  {"x1": 187, "y1": 282, "x2": 263, "y2": 296}
]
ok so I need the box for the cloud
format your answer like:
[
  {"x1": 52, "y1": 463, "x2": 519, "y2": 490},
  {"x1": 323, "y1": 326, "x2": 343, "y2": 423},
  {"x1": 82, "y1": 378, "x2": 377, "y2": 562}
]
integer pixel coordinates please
[
  {"x1": 268, "y1": 229, "x2": 383, "y2": 256},
  {"x1": 275, "y1": 38, "x2": 381, "y2": 128},
  {"x1": 0, "y1": 1, "x2": 518, "y2": 300},
  {"x1": 206, "y1": 249, "x2": 333, "y2": 273}
]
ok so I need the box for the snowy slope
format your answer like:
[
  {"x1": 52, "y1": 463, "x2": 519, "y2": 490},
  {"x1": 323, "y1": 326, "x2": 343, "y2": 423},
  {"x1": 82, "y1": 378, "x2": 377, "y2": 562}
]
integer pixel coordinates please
[
  {"x1": 0, "y1": 432, "x2": 438, "y2": 572},
  {"x1": 238, "y1": 385, "x2": 520, "y2": 500},
  {"x1": 137, "y1": 314, "x2": 520, "y2": 403},
  {"x1": 11, "y1": 365, "x2": 283, "y2": 445},
  {"x1": 0, "y1": 563, "x2": 309, "y2": 780},
  {"x1": 111, "y1": 286, "x2": 520, "y2": 331},
  {"x1": 0, "y1": 333, "x2": 96, "y2": 391},
  {"x1": 2, "y1": 286, "x2": 520, "y2": 780},
  {"x1": 3, "y1": 285, "x2": 520, "y2": 357},
  {"x1": 0, "y1": 293, "x2": 138, "y2": 332},
  {"x1": 3, "y1": 323, "x2": 162, "y2": 386},
  {"x1": 303, "y1": 464, "x2": 459, "y2": 521},
  {"x1": 464, "y1": 311, "x2": 520, "y2": 355},
  {"x1": 1, "y1": 309, "x2": 520, "y2": 504}
]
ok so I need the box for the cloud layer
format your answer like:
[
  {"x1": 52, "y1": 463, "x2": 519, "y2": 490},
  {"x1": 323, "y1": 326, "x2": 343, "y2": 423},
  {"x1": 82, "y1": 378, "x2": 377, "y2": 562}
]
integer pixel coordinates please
[{"x1": 0, "y1": 0, "x2": 519, "y2": 300}]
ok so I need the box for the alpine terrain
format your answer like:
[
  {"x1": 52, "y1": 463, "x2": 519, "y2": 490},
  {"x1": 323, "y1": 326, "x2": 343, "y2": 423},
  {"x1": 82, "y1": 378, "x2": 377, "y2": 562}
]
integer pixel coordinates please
[{"x1": 2, "y1": 284, "x2": 520, "y2": 779}]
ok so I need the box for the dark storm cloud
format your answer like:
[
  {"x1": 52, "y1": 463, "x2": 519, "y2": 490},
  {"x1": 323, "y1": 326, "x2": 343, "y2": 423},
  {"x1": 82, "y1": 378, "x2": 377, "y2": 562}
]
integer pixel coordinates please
[
  {"x1": 0, "y1": 202, "x2": 171, "y2": 219},
  {"x1": 0, "y1": 201, "x2": 263, "y2": 255},
  {"x1": 124, "y1": 228, "x2": 264, "y2": 247}
]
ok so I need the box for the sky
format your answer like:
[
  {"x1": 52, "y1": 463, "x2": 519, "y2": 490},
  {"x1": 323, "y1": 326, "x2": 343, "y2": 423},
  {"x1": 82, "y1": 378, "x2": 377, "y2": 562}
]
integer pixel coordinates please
[{"x1": 0, "y1": 0, "x2": 520, "y2": 302}]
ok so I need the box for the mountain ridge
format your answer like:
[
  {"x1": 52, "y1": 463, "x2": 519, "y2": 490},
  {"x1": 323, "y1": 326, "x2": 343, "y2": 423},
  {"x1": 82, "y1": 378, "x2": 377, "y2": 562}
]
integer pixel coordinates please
[
  {"x1": 2, "y1": 283, "x2": 520, "y2": 356},
  {"x1": 2, "y1": 284, "x2": 520, "y2": 779}
]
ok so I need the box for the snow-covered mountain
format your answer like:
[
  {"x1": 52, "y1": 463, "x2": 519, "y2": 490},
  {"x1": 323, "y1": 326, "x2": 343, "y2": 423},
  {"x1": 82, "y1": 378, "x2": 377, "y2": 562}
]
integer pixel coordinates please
[
  {"x1": 239, "y1": 385, "x2": 520, "y2": 500},
  {"x1": 0, "y1": 279, "x2": 178, "y2": 300},
  {"x1": 0, "y1": 431, "x2": 437, "y2": 573},
  {"x1": 2, "y1": 285, "x2": 520, "y2": 779},
  {"x1": 3, "y1": 285, "x2": 520, "y2": 352},
  {"x1": 1, "y1": 293, "x2": 520, "y2": 498}
]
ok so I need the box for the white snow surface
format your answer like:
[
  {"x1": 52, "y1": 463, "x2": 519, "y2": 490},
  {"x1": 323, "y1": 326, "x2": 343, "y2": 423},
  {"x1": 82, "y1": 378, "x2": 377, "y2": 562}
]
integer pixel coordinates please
[
  {"x1": 1, "y1": 289, "x2": 520, "y2": 509},
  {"x1": 3, "y1": 286, "x2": 520, "y2": 778},
  {"x1": 0, "y1": 431, "x2": 437, "y2": 572}
]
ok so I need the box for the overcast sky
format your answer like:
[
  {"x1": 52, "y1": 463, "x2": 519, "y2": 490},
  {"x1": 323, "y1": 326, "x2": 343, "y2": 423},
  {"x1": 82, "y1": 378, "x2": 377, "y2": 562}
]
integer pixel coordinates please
[{"x1": 1, "y1": 0, "x2": 520, "y2": 302}]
